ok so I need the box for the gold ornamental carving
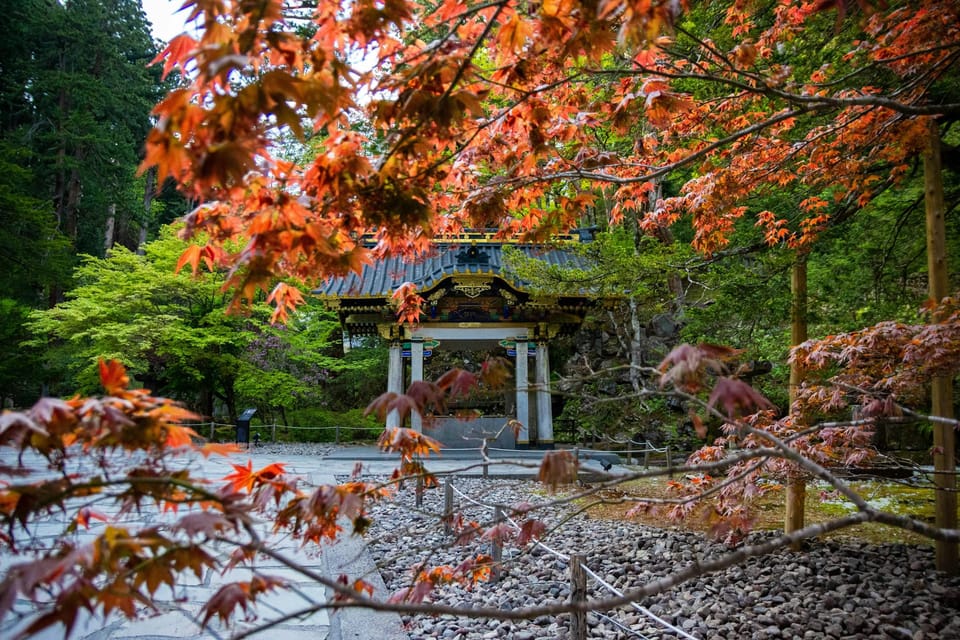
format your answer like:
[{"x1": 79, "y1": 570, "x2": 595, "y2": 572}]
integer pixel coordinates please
[
  {"x1": 527, "y1": 295, "x2": 558, "y2": 308},
  {"x1": 453, "y1": 276, "x2": 492, "y2": 298}
]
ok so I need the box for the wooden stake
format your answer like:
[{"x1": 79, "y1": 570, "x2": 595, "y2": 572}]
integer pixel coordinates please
[
  {"x1": 491, "y1": 506, "x2": 504, "y2": 583},
  {"x1": 443, "y1": 478, "x2": 453, "y2": 536},
  {"x1": 569, "y1": 554, "x2": 587, "y2": 640}
]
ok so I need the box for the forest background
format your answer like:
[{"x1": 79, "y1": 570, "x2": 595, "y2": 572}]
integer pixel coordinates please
[{"x1": 0, "y1": 0, "x2": 387, "y2": 434}]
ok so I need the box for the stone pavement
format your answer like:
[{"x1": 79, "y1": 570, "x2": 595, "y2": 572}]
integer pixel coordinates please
[{"x1": 1, "y1": 446, "x2": 624, "y2": 640}]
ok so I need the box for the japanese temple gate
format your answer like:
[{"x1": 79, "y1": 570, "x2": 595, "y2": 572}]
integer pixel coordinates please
[{"x1": 316, "y1": 231, "x2": 594, "y2": 449}]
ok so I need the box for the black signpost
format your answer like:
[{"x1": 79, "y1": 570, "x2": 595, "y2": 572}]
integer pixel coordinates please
[{"x1": 236, "y1": 408, "x2": 256, "y2": 446}]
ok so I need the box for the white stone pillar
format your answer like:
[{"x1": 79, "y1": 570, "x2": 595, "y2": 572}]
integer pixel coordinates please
[
  {"x1": 410, "y1": 338, "x2": 424, "y2": 432},
  {"x1": 536, "y1": 342, "x2": 554, "y2": 448},
  {"x1": 387, "y1": 341, "x2": 403, "y2": 429},
  {"x1": 515, "y1": 339, "x2": 530, "y2": 447}
]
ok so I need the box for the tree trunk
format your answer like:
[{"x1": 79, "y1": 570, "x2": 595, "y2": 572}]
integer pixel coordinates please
[
  {"x1": 785, "y1": 253, "x2": 808, "y2": 547},
  {"x1": 138, "y1": 167, "x2": 154, "y2": 255},
  {"x1": 627, "y1": 297, "x2": 643, "y2": 393},
  {"x1": 924, "y1": 119, "x2": 958, "y2": 575},
  {"x1": 103, "y1": 203, "x2": 116, "y2": 253}
]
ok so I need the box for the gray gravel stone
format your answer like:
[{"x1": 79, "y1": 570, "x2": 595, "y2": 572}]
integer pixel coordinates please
[{"x1": 354, "y1": 477, "x2": 960, "y2": 640}]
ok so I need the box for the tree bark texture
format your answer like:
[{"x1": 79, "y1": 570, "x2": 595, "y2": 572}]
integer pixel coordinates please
[{"x1": 924, "y1": 118, "x2": 958, "y2": 575}]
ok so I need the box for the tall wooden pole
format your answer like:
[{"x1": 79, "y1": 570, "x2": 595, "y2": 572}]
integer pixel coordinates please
[
  {"x1": 924, "y1": 118, "x2": 958, "y2": 574},
  {"x1": 785, "y1": 253, "x2": 808, "y2": 544}
]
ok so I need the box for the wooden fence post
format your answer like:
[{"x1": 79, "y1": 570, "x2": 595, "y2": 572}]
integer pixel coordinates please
[
  {"x1": 209, "y1": 421, "x2": 215, "y2": 441},
  {"x1": 271, "y1": 423, "x2": 277, "y2": 442},
  {"x1": 415, "y1": 474, "x2": 424, "y2": 508},
  {"x1": 444, "y1": 478, "x2": 454, "y2": 536},
  {"x1": 491, "y1": 506, "x2": 504, "y2": 582},
  {"x1": 570, "y1": 553, "x2": 587, "y2": 640}
]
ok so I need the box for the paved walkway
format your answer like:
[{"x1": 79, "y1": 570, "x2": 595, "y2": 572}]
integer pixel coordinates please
[{"x1": 1, "y1": 446, "x2": 625, "y2": 640}]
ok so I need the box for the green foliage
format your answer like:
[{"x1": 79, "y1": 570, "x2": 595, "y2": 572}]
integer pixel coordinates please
[
  {"x1": 806, "y1": 181, "x2": 959, "y2": 331},
  {"x1": 322, "y1": 343, "x2": 390, "y2": 412},
  {"x1": 26, "y1": 228, "x2": 254, "y2": 413},
  {"x1": 0, "y1": 0, "x2": 168, "y2": 254},
  {"x1": 505, "y1": 228, "x2": 691, "y2": 302},
  {"x1": 679, "y1": 246, "x2": 793, "y2": 408},
  {"x1": 0, "y1": 0, "x2": 185, "y2": 402},
  {"x1": 24, "y1": 226, "x2": 385, "y2": 426},
  {"x1": 281, "y1": 407, "x2": 383, "y2": 443},
  {"x1": 0, "y1": 299, "x2": 46, "y2": 407},
  {"x1": 234, "y1": 306, "x2": 385, "y2": 421},
  {"x1": 0, "y1": 141, "x2": 74, "y2": 305},
  {"x1": 678, "y1": 164, "x2": 959, "y2": 415}
]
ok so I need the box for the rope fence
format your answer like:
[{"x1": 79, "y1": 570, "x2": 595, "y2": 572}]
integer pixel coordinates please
[
  {"x1": 181, "y1": 424, "x2": 681, "y2": 469},
  {"x1": 181, "y1": 422, "x2": 373, "y2": 445},
  {"x1": 445, "y1": 479, "x2": 699, "y2": 640}
]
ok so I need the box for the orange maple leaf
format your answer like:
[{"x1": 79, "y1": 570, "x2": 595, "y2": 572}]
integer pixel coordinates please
[
  {"x1": 149, "y1": 33, "x2": 198, "y2": 80},
  {"x1": 266, "y1": 282, "x2": 306, "y2": 324},
  {"x1": 98, "y1": 359, "x2": 130, "y2": 396},
  {"x1": 200, "y1": 442, "x2": 241, "y2": 458},
  {"x1": 175, "y1": 245, "x2": 202, "y2": 276},
  {"x1": 223, "y1": 461, "x2": 287, "y2": 493},
  {"x1": 165, "y1": 424, "x2": 199, "y2": 449},
  {"x1": 392, "y1": 282, "x2": 424, "y2": 326},
  {"x1": 223, "y1": 460, "x2": 255, "y2": 493},
  {"x1": 75, "y1": 507, "x2": 109, "y2": 530}
]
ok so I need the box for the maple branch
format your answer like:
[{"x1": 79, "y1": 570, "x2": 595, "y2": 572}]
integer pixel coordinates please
[
  {"x1": 765, "y1": 87, "x2": 960, "y2": 117},
  {"x1": 589, "y1": 57, "x2": 960, "y2": 117},
  {"x1": 669, "y1": 24, "x2": 742, "y2": 76},
  {"x1": 828, "y1": 381, "x2": 960, "y2": 428},
  {"x1": 488, "y1": 106, "x2": 814, "y2": 189},
  {"x1": 442, "y1": 4, "x2": 505, "y2": 102},
  {"x1": 374, "y1": 1, "x2": 511, "y2": 177},
  {"x1": 2, "y1": 474, "x2": 229, "y2": 524},
  {"x1": 680, "y1": 241, "x2": 768, "y2": 270},
  {"x1": 888, "y1": 49, "x2": 960, "y2": 104},
  {"x1": 666, "y1": 23, "x2": 960, "y2": 116},
  {"x1": 247, "y1": 509, "x2": 956, "y2": 624},
  {"x1": 571, "y1": 455, "x2": 772, "y2": 514},
  {"x1": 818, "y1": 42, "x2": 960, "y2": 88},
  {"x1": 389, "y1": 67, "x2": 590, "y2": 188}
]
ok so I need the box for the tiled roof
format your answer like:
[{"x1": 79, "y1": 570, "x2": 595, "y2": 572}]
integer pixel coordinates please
[{"x1": 315, "y1": 242, "x2": 588, "y2": 298}]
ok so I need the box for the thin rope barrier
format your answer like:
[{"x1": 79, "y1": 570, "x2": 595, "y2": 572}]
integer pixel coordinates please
[
  {"x1": 580, "y1": 564, "x2": 698, "y2": 640},
  {"x1": 447, "y1": 483, "x2": 699, "y2": 639},
  {"x1": 590, "y1": 610, "x2": 655, "y2": 640}
]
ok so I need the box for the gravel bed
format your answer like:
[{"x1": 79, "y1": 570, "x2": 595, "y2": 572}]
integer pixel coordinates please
[
  {"x1": 359, "y1": 477, "x2": 960, "y2": 640},
  {"x1": 244, "y1": 442, "x2": 338, "y2": 457}
]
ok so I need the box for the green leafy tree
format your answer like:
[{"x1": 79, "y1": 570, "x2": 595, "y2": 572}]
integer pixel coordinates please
[
  {"x1": 26, "y1": 226, "x2": 385, "y2": 424},
  {"x1": 26, "y1": 227, "x2": 267, "y2": 420},
  {"x1": 235, "y1": 305, "x2": 386, "y2": 426}
]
